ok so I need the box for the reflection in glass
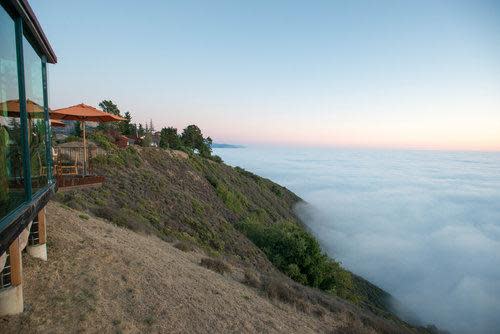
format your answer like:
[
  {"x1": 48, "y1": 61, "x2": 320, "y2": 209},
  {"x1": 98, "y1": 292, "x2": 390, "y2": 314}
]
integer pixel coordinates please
[
  {"x1": 0, "y1": 5, "x2": 25, "y2": 220},
  {"x1": 23, "y1": 36, "x2": 48, "y2": 193}
]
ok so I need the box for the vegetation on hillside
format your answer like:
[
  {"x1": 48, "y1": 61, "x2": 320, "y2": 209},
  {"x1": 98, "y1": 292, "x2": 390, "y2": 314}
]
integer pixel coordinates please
[{"x1": 53, "y1": 129, "x2": 448, "y2": 333}]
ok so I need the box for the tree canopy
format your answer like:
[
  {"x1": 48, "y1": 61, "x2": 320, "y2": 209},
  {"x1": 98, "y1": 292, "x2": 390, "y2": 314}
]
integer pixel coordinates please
[{"x1": 99, "y1": 100, "x2": 120, "y2": 115}]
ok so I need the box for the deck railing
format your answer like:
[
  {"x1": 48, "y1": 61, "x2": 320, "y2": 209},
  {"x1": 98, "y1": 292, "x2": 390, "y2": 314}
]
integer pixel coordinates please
[
  {"x1": 54, "y1": 145, "x2": 107, "y2": 189},
  {"x1": 54, "y1": 146, "x2": 106, "y2": 177}
]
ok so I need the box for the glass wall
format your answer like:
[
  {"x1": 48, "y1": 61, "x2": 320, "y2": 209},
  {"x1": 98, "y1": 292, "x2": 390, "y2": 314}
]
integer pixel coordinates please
[
  {"x1": 23, "y1": 36, "x2": 48, "y2": 193},
  {"x1": 0, "y1": 5, "x2": 25, "y2": 220}
]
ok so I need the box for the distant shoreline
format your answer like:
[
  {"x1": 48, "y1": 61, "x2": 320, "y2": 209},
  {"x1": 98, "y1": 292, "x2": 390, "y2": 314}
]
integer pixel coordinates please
[{"x1": 212, "y1": 143, "x2": 245, "y2": 149}]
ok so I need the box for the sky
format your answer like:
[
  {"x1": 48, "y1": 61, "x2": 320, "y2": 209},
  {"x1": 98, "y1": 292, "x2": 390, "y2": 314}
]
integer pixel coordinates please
[{"x1": 31, "y1": 0, "x2": 500, "y2": 150}]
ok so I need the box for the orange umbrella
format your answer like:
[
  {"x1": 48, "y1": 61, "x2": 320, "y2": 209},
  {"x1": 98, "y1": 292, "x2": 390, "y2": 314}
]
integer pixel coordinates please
[
  {"x1": 1, "y1": 99, "x2": 45, "y2": 116},
  {"x1": 50, "y1": 119, "x2": 65, "y2": 127},
  {"x1": 51, "y1": 103, "x2": 125, "y2": 175},
  {"x1": 51, "y1": 103, "x2": 124, "y2": 122}
]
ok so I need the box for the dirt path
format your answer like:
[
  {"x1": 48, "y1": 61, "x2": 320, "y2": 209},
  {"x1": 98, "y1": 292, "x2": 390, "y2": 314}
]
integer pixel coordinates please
[{"x1": 1, "y1": 202, "x2": 343, "y2": 333}]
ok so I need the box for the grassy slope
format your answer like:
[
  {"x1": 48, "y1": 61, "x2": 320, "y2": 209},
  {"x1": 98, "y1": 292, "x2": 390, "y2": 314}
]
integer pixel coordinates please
[{"x1": 55, "y1": 146, "x2": 439, "y2": 334}]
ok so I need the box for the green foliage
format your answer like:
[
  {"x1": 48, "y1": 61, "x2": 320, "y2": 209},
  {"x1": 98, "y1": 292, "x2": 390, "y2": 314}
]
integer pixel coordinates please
[
  {"x1": 137, "y1": 123, "x2": 145, "y2": 136},
  {"x1": 93, "y1": 146, "x2": 141, "y2": 168},
  {"x1": 180, "y1": 124, "x2": 212, "y2": 157},
  {"x1": 215, "y1": 183, "x2": 248, "y2": 214},
  {"x1": 98, "y1": 100, "x2": 120, "y2": 115},
  {"x1": 89, "y1": 131, "x2": 115, "y2": 150},
  {"x1": 234, "y1": 166, "x2": 260, "y2": 182},
  {"x1": 97, "y1": 100, "x2": 121, "y2": 132},
  {"x1": 208, "y1": 155, "x2": 223, "y2": 163},
  {"x1": 72, "y1": 121, "x2": 82, "y2": 137},
  {"x1": 236, "y1": 219, "x2": 358, "y2": 303},
  {"x1": 64, "y1": 135, "x2": 80, "y2": 143},
  {"x1": 141, "y1": 133, "x2": 152, "y2": 147},
  {"x1": 159, "y1": 127, "x2": 181, "y2": 149},
  {"x1": 120, "y1": 111, "x2": 133, "y2": 136}
]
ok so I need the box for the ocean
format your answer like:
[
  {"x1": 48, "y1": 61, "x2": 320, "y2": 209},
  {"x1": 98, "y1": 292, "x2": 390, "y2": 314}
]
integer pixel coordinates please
[{"x1": 214, "y1": 146, "x2": 500, "y2": 334}]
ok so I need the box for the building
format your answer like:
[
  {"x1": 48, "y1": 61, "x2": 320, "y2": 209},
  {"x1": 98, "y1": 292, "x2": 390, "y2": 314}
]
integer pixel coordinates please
[{"x1": 0, "y1": 0, "x2": 57, "y2": 315}]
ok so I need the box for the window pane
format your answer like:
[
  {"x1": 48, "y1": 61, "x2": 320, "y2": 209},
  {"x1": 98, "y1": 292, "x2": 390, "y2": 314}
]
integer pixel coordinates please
[
  {"x1": 0, "y1": 5, "x2": 25, "y2": 220},
  {"x1": 23, "y1": 36, "x2": 47, "y2": 193}
]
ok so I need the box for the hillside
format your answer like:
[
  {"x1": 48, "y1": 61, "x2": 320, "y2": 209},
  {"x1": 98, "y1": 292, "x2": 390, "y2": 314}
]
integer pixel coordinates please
[
  {"x1": 38, "y1": 146, "x2": 439, "y2": 333},
  {"x1": 1, "y1": 203, "x2": 343, "y2": 333}
]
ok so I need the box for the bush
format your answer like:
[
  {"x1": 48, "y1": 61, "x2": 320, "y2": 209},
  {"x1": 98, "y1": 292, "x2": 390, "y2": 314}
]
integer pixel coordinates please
[
  {"x1": 200, "y1": 257, "x2": 231, "y2": 275},
  {"x1": 64, "y1": 135, "x2": 80, "y2": 143},
  {"x1": 236, "y1": 219, "x2": 358, "y2": 302},
  {"x1": 243, "y1": 269, "x2": 261, "y2": 288},
  {"x1": 215, "y1": 183, "x2": 248, "y2": 214},
  {"x1": 174, "y1": 241, "x2": 194, "y2": 252},
  {"x1": 208, "y1": 155, "x2": 223, "y2": 163},
  {"x1": 90, "y1": 131, "x2": 115, "y2": 150},
  {"x1": 262, "y1": 276, "x2": 298, "y2": 304}
]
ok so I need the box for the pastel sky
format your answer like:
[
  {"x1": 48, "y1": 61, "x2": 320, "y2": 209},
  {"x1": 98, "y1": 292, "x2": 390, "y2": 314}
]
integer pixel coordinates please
[{"x1": 32, "y1": 0, "x2": 500, "y2": 150}]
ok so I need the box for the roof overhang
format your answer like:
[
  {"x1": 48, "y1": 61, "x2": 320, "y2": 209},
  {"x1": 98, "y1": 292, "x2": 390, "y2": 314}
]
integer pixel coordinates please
[{"x1": 4, "y1": 0, "x2": 57, "y2": 63}]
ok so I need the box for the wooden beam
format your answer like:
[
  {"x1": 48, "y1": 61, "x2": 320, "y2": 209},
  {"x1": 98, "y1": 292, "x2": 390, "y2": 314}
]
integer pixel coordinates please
[{"x1": 8, "y1": 237, "x2": 22, "y2": 287}]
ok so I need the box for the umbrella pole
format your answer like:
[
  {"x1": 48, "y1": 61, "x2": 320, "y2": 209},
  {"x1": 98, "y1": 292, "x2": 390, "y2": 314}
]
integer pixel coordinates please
[{"x1": 83, "y1": 120, "x2": 87, "y2": 176}]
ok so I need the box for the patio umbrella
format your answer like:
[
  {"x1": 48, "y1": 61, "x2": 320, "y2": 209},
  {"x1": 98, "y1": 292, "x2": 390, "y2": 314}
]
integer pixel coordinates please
[
  {"x1": 1, "y1": 98, "x2": 44, "y2": 115},
  {"x1": 50, "y1": 103, "x2": 125, "y2": 175},
  {"x1": 50, "y1": 119, "x2": 65, "y2": 127}
]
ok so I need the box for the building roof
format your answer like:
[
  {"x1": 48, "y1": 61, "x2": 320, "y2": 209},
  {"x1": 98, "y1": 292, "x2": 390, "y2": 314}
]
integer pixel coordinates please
[{"x1": 5, "y1": 0, "x2": 57, "y2": 63}]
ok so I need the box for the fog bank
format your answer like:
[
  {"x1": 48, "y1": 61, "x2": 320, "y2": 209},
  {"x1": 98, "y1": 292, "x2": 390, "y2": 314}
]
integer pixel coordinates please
[{"x1": 215, "y1": 147, "x2": 500, "y2": 334}]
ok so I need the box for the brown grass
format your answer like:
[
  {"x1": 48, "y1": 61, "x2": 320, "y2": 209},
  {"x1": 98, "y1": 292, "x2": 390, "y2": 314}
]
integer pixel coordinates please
[
  {"x1": 173, "y1": 240, "x2": 194, "y2": 252},
  {"x1": 243, "y1": 269, "x2": 261, "y2": 288},
  {"x1": 200, "y1": 257, "x2": 231, "y2": 275}
]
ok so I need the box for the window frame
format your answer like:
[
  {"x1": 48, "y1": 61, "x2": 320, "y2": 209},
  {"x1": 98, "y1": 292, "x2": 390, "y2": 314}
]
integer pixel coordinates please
[{"x1": 0, "y1": 3, "x2": 53, "y2": 232}]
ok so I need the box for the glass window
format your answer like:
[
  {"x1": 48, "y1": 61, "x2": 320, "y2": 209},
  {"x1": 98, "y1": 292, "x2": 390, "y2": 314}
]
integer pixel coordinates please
[
  {"x1": 23, "y1": 36, "x2": 48, "y2": 193},
  {"x1": 0, "y1": 5, "x2": 25, "y2": 220}
]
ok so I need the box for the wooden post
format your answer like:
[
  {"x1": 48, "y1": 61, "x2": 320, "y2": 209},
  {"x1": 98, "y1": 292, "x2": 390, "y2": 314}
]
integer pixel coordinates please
[
  {"x1": 0, "y1": 236, "x2": 24, "y2": 315},
  {"x1": 38, "y1": 208, "x2": 47, "y2": 244},
  {"x1": 8, "y1": 238, "x2": 22, "y2": 287},
  {"x1": 83, "y1": 120, "x2": 87, "y2": 176},
  {"x1": 27, "y1": 208, "x2": 48, "y2": 261}
]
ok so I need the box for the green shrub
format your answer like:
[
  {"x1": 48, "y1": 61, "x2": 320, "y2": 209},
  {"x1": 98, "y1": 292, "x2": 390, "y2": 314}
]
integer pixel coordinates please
[
  {"x1": 236, "y1": 219, "x2": 358, "y2": 303},
  {"x1": 215, "y1": 183, "x2": 248, "y2": 214},
  {"x1": 208, "y1": 155, "x2": 223, "y2": 163},
  {"x1": 90, "y1": 131, "x2": 115, "y2": 150},
  {"x1": 64, "y1": 135, "x2": 80, "y2": 143}
]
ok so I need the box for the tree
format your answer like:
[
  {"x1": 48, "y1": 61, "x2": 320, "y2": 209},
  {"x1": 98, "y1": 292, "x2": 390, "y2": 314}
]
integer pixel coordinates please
[
  {"x1": 141, "y1": 132, "x2": 152, "y2": 147},
  {"x1": 181, "y1": 125, "x2": 213, "y2": 157},
  {"x1": 181, "y1": 125, "x2": 204, "y2": 150},
  {"x1": 120, "y1": 111, "x2": 132, "y2": 135},
  {"x1": 137, "y1": 123, "x2": 145, "y2": 137},
  {"x1": 98, "y1": 100, "x2": 120, "y2": 115},
  {"x1": 149, "y1": 119, "x2": 154, "y2": 133},
  {"x1": 159, "y1": 127, "x2": 181, "y2": 149},
  {"x1": 73, "y1": 121, "x2": 82, "y2": 137}
]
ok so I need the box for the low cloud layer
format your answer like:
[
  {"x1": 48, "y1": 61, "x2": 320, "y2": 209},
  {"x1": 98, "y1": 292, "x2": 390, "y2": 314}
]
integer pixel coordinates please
[{"x1": 216, "y1": 147, "x2": 500, "y2": 334}]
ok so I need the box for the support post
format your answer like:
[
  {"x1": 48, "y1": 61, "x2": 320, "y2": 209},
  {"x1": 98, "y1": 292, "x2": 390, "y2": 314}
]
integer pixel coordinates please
[
  {"x1": 83, "y1": 120, "x2": 87, "y2": 176},
  {"x1": 0, "y1": 237, "x2": 24, "y2": 315},
  {"x1": 27, "y1": 208, "x2": 48, "y2": 261}
]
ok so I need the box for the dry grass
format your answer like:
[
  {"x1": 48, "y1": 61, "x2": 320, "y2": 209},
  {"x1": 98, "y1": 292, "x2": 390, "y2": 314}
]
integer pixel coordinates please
[
  {"x1": 199, "y1": 257, "x2": 232, "y2": 275},
  {"x1": 173, "y1": 240, "x2": 194, "y2": 252},
  {"x1": 243, "y1": 269, "x2": 261, "y2": 288},
  {"x1": 1, "y1": 202, "x2": 348, "y2": 333}
]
